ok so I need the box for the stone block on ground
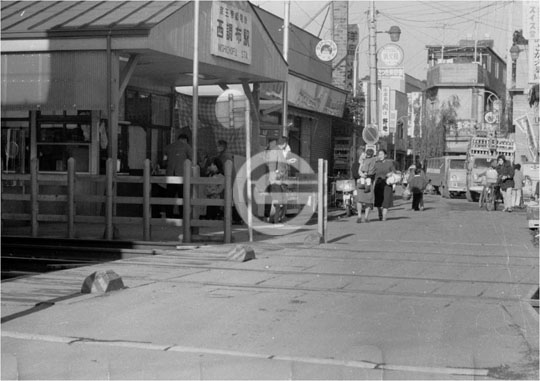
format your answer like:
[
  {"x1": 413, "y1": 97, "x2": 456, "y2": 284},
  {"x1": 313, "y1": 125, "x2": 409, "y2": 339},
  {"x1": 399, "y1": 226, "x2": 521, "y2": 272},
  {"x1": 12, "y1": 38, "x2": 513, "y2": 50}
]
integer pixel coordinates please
[
  {"x1": 227, "y1": 245, "x2": 256, "y2": 262},
  {"x1": 81, "y1": 270, "x2": 125, "y2": 294},
  {"x1": 303, "y1": 232, "x2": 323, "y2": 247}
]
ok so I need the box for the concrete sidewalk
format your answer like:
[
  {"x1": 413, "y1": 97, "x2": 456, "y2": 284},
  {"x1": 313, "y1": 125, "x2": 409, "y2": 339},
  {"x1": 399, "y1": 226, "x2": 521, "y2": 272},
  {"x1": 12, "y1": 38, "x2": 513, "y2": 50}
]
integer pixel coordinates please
[{"x1": 2, "y1": 194, "x2": 539, "y2": 380}]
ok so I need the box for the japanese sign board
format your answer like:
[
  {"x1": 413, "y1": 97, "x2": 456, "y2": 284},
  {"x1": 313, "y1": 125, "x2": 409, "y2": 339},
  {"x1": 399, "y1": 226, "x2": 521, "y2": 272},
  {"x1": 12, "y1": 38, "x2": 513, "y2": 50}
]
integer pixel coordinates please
[
  {"x1": 523, "y1": 1, "x2": 540, "y2": 84},
  {"x1": 316, "y1": 40, "x2": 338, "y2": 62},
  {"x1": 389, "y1": 110, "x2": 397, "y2": 131},
  {"x1": 380, "y1": 86, "x2": 391, "y2": 136},
  {"x1": 211, "y1": 1, "x2": 252, "y2": 65},
  {"x1": 378, "y1": 67, "x2": 404, "y2": 79},
  {"x1": 378, "y1": 44, "x2": 404, "y2": 67},
  {"x1": 260, "y1": 75, "x2": 347, "y2": 117},
  {"x1": 407, "y1": 92, "x2": 423, "y2": 138}
]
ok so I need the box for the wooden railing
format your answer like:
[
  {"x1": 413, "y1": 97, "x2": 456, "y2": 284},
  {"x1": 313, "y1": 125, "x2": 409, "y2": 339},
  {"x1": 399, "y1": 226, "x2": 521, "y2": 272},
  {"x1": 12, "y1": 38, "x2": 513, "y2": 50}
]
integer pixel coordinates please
[{"x1": 1, "y1": 158, "x2": 233, "y2": 243}]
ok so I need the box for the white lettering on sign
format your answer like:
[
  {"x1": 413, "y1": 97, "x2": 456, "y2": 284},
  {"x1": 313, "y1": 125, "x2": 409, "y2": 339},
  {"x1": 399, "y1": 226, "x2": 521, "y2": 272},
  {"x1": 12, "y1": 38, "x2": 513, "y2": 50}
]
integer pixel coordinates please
[
  {"x1": 378, "y1": 44, "x2": 404, "y2": 67},
  {"x1": 378, "y1": 67, "x2": 404, "y2": 79},
  {"x1": 211, "y1": 1, "x2": 252, "y2": 64},
  {"x1": 380, "y1": 86, "x2": 391, "y2": 136}
]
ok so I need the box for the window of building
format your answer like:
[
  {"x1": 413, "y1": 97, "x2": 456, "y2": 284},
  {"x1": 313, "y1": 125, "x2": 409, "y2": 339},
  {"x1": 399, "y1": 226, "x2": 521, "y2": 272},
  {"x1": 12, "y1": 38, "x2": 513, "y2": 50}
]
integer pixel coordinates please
[
  {"x1": 37, "y1": 111, "x2": 92, "y2": 172},
  {"x1": 487, "y1": 55, "x2": 492, "y2": 72},
  {"x1": 494, "y1": 61, "x2": 499, "y2": 78},
  {"x1": 1, "y1": 111, "x2": 30, "y2": 174}
]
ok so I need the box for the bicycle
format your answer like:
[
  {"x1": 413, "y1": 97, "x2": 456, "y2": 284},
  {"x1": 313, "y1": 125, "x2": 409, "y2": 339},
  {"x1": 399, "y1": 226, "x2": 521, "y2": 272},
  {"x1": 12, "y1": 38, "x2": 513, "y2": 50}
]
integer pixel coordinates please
[{"x1": 479, "y1": 183, "x2": 499, "y2": 211}]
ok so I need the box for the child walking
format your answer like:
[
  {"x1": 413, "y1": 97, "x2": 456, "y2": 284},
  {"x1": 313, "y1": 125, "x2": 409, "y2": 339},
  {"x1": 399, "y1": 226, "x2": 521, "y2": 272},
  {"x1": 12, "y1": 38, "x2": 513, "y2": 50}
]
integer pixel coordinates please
[{"x1": 408, "y1": 168, "x2": 428, "y2": 211}]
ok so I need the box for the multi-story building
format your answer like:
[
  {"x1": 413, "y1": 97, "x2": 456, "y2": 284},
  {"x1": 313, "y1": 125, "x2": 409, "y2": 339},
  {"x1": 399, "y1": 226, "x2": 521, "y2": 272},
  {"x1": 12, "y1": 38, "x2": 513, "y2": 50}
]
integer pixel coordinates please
[{"x1": 424, "y1": 40, "x2": 507, "y2": 155}]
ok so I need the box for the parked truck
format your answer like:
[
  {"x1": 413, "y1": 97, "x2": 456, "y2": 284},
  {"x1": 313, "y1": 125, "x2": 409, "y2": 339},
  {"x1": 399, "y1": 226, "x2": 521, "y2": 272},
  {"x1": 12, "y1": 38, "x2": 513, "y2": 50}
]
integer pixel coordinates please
[
  {"x1": 425, "y1": 155, "x2": 467, "y2": 198},
  {"x1": 465, "y1": 134, "x2": 516, "y2": 202}
]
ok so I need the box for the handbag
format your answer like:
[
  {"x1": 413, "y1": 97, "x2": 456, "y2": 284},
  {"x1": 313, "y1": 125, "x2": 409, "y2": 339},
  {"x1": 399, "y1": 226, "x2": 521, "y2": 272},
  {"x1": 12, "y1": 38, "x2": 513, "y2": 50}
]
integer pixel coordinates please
[
  {"x1": 402, "y1": 187, "x2": 411, "y2": 201},
  {"x1": 357, "y1": 177, "x2": 366, "y2": 189}
]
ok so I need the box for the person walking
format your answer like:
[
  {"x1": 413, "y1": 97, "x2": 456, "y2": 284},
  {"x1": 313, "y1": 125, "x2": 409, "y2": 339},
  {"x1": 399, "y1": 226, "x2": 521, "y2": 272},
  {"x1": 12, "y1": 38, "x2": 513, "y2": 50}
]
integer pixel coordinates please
[
  {"x1": 352, "y1": 148, "x2": 376, "y2": 223},
  {"x1": 408, "y1": 168, "x2": 428, "y2": 211},
  {"x1": 496, "y1": 154, "x2": 515, "y2": 212},
  {"x1": 163, "y1": 133, "x2": 193, "y2": 218},
  {"x1": 373, "y1": 149, "x2": 396, "y2": 221},
  {"x1": 512, "y1": 163, "x2": 524, "y2": 209}
]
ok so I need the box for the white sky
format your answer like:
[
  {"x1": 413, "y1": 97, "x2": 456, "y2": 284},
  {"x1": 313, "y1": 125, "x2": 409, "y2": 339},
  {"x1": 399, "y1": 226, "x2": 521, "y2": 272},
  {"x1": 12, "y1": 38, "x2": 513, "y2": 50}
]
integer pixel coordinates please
[{"x1": 251, "y1": 0, "x2": 524, "y2": 80}]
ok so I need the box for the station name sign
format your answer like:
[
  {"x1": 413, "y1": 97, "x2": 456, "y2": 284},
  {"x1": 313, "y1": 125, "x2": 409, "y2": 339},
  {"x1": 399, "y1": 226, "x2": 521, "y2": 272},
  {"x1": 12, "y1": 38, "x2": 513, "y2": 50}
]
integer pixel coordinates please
[{"x1": 211, "y1": 1, "x2": 252, "y2": 65}]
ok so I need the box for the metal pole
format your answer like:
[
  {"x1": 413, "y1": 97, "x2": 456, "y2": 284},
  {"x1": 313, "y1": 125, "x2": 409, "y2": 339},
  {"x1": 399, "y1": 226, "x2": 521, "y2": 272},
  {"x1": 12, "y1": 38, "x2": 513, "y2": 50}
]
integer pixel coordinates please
[
  {"x1": 369, "y1": 0, "x2": 378, "y2": 128},
  {"x1": 192, "y1": 0, "x2": 200, "y2": 163},
  {"x1": 245, "y1": 99, "x2": 253, "y2": 242},
  {"x1": 504, "y1": 0, "x2": 514, "y2": 137},
  {"x1": 353, "y1": 42, "x2": 359, "y2": 97},
  {"x1": 281, "y1": 0, "x2": 290, "y2": 138}
]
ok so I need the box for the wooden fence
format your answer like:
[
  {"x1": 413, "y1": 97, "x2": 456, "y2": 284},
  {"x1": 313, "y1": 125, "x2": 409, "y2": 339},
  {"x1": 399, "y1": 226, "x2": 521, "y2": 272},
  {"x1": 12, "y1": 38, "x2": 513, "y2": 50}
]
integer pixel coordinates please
[{"x1": 1, "y1": 158, "x2": 233, "y2": 243}]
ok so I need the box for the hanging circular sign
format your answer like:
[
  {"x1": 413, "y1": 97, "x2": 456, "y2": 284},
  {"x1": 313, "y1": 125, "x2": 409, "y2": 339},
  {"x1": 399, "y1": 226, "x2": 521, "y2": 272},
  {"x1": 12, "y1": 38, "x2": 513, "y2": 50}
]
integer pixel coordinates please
[
  {"x1": 316, "y1": 40, "x2": 337, "y2": 61},
  {"x1": 362, "y1": 125, "x2": 379, "y2": 144},
  {"x1": 378, "y1": 43, "x2": 404, "y2": 67},
  {"x1": 215, "y1": 89, "x2": 246, "y2": 129}
]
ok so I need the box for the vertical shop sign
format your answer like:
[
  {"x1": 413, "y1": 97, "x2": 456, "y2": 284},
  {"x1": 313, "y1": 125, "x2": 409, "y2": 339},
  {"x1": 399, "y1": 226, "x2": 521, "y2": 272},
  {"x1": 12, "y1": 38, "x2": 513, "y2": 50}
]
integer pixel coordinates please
[
  {"x1": 389, "y1": 110, "x2": 397, "y2": 132},
  {"x1": 211, "y1": 1, "x2": 252, "y2": 64},
  {"x1": 380, "y1": 86, "x2": 390, "y2": 136},
  {"x1": 523, "y1": 1, "x2": 539, "y2": 84},
  {"x1": 407, "y1": 92, "x2": 423, "y2": 138}
]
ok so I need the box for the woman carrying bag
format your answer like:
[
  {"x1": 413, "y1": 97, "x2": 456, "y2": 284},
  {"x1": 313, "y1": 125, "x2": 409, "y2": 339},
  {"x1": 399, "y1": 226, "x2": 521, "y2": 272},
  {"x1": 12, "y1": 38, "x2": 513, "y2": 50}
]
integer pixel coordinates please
[
  {"x1": 352, "y1": 148, "x2": 376, "y2": 223},
  {"x1": 373, "y1": 149, "x2": 397, "y2": 221}
]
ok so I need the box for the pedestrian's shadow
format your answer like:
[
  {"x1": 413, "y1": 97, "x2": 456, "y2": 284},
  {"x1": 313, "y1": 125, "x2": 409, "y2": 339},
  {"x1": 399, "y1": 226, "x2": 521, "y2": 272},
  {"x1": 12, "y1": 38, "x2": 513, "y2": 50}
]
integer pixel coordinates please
[{"x1": 385, "y1": 216, "x2": 411, "y2": 221}]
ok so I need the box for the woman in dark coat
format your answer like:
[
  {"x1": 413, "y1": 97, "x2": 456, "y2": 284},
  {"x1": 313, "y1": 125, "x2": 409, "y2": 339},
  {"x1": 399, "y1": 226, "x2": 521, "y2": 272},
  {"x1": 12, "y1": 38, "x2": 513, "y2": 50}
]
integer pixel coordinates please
[
  {"x1": 373, "y1": 149, "x2": 396, "y2": 221},
  {"x1": 352, "y1": 148, "x2": 376, "y2": 222},
  {"x1": 496, "y1": 154, "x2": 514, "y2": 212}
]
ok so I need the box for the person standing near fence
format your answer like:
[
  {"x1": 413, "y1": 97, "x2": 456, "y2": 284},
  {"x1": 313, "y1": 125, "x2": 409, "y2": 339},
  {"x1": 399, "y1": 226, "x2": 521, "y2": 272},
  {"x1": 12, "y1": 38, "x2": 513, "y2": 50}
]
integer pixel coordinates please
[
  {"x1": 202, "y1": 157, "x2": 225, "y2": 220},
  {"x1": 163, "y1": 133, "x2": 193, "y2": 218}
]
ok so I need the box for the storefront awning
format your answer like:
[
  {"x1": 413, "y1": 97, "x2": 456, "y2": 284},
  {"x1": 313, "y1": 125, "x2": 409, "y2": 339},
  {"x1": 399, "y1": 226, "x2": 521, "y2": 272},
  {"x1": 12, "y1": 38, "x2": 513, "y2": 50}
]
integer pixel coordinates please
[{"x1": 2, "y1": 1, "x2": 288, "y2": 109}]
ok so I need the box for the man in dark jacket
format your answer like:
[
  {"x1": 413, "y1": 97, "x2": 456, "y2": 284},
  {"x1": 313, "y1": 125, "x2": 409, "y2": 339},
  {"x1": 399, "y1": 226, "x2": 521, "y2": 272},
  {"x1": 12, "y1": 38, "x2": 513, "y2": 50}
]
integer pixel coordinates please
[
  {"x1": 496, "y1": 154, "x2": 514, "y2": 212},
  {"x1": 409, "y1": 168, "x2": 428, "y2": 211}
]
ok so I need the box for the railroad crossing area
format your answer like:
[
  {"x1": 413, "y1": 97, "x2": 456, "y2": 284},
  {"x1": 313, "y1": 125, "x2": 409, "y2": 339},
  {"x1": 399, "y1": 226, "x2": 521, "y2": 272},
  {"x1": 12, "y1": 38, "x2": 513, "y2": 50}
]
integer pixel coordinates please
[{"x1": 2, "y1": 194, "x2": 539, "y2": 380}]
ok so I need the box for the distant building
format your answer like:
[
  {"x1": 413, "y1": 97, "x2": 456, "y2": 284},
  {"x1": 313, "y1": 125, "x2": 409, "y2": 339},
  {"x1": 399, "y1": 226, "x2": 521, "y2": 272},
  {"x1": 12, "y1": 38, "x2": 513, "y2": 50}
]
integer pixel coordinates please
[{"x1": 425, "y1": 40, "x2": 507, "y2": 154}]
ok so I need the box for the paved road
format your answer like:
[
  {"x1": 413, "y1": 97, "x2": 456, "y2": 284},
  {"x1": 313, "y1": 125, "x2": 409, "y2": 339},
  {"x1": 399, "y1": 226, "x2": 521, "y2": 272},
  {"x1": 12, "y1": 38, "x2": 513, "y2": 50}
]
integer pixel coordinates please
[{"x1": 2, "y1": 193, "x2": 538, "y2": 380}]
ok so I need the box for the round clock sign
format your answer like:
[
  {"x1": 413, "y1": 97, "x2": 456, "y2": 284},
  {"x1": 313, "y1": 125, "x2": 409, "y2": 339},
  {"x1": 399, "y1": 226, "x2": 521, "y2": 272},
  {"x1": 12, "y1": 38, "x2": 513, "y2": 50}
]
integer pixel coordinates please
[
  {"x1": 378, "y1": 43, "x2": 404, "y2": 67},
  {"x1": 316, "y1": 40, "x2": 337, "y2": 61}
]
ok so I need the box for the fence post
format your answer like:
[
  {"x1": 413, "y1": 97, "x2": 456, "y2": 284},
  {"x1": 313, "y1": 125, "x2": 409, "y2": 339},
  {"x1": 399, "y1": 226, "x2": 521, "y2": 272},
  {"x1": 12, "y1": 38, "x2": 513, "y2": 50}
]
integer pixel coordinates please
[
  {"x1": 318, "y1": 159, "x2": 328, "y2": 243},
  {"x1": 182, "y1": 159, "x2": 192, "y2": 243},
  {"x1": 105, "y1": 158, "x2": 113, "y2": 240},
  {"x1": 30, "y1": 157, "x2": 38, "y2": 237},
  {"x1": 67, "y1": 157, "x2": 75, "y2": 238},
  {"x1": 224, "y1": 160, "x2": 233, "y2": 243},
  {"x1": 143, "y1": 159, "x2": 151, "y2": 241},
  {"x1": 323, "y1": 159, "x2": 328, "y2": 243}
]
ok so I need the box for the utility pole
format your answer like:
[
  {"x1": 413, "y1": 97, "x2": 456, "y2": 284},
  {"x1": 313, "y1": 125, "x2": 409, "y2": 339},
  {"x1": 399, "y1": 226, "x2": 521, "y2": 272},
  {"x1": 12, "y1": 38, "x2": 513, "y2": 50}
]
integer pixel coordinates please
[
  {"x1": 281, "y1": 0, "x2": 290, "y2": 138},
  {"x1": 504, "y1": 0, "x2": 515, "y2": 137},
  {"x1": 368, "y1": 0, "x2": 378, "y2": 128}
]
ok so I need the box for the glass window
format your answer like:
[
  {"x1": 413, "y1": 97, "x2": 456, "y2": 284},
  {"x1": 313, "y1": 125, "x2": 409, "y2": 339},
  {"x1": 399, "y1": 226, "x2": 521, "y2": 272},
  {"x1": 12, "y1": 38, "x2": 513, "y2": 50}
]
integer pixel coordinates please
[
  {"x1": 36, "y1": 111, "x2": 92, "y2": 172},
  {"x1": 473, "y1": 158, "x2": 491, "y2": 168},
  {"x1": 1, "y1": 118, "x2": 30, "y2": 174},
  {"x1": 449, "y1": 159, "x2": 465, "y2": 169}
]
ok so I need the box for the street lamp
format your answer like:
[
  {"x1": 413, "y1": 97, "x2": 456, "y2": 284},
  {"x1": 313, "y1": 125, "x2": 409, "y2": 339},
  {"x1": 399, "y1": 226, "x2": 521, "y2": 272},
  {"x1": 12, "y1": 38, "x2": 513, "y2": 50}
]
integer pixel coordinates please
[{"x1": 510, "y1": 44, "x2": 520, "y2": 87}]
